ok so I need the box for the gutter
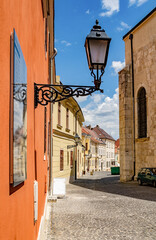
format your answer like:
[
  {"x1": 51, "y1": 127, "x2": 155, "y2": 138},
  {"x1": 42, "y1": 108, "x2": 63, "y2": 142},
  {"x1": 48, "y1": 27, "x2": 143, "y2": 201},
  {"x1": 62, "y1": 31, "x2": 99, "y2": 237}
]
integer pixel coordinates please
[{"x1": 129, "y1": 34, "x2": 136, "y2": 180}]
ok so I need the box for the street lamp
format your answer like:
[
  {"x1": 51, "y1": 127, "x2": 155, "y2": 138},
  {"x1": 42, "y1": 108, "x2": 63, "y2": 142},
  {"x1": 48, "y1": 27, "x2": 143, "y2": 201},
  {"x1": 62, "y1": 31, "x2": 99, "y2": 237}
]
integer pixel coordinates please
[
  {"x1": 74, "y1": 133, "x2": 81, "y2": 145},
  {"x1": 85, "y1": 20, "x2": 111, "y2": 90},
  {"x1": 67, "y1": 133, "x2": 81, "y2": 149},
  {"x1": 34, "y1": 20, "x2": 111, "y2": 108}
]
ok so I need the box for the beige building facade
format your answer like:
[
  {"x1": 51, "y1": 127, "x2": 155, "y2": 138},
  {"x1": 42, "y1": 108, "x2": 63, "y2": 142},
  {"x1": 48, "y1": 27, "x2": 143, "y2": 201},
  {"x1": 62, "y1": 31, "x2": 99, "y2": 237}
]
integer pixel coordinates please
[
  {"x1": 119, "y1": 8, "x2": 156, "y2": 181},
  {"x1": 52, "y1": 79, "x2": 85, "y2": 184}
]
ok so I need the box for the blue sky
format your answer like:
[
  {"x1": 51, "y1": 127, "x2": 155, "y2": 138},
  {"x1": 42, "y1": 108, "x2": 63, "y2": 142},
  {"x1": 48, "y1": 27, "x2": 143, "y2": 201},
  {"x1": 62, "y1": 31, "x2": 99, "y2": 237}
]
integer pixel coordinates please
[{"x1": 55, "y1": 0, "x2": 155, "y2": 140}]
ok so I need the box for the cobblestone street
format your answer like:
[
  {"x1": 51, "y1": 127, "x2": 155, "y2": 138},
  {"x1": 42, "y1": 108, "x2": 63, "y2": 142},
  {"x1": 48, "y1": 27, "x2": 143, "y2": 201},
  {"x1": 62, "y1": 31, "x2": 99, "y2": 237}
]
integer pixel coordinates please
[{"x1": 44, "y1": 171, "x2": 156, "y2": 240}]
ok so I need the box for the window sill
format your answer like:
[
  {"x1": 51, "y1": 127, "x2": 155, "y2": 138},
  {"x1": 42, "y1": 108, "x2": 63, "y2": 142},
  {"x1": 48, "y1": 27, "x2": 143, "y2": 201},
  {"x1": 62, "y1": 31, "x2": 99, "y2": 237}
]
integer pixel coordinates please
[
  {"x1": 136, "y1": 137, "x2": 150, "y2": 142},
  {"x1": 65, "y1": 128, "x2": 70, "y2": 133},
  {"x1": 57, "y1": 124, "x2": 62, "y2": 130}
]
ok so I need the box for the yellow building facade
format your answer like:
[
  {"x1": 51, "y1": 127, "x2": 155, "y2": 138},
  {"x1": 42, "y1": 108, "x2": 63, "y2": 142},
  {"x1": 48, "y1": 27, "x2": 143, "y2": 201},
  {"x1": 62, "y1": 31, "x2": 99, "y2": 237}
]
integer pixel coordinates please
[{"x1": 52, "y1": 79, "x2": 85, "y2": 184}]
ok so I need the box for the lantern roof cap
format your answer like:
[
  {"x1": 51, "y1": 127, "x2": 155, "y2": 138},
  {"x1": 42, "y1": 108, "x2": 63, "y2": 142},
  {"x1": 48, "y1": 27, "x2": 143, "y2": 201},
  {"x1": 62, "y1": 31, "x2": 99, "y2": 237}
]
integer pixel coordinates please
[{"x1": 86, "y1": 20, "x2": 111, "y2": 41}]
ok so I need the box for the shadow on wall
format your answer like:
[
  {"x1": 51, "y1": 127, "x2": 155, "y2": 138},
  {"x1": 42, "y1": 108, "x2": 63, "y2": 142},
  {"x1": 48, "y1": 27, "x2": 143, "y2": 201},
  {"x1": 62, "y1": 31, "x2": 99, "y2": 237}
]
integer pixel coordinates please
[{"x1": 72, "y1": 175, "x2": 156, "y2": 202}]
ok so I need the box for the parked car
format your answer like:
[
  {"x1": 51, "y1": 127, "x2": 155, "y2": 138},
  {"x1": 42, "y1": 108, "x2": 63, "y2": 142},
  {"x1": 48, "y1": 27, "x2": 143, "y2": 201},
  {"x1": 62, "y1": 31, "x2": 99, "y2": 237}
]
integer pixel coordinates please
[{"x1": 137, "y1": 168, "x2": 156, "y2": 187}]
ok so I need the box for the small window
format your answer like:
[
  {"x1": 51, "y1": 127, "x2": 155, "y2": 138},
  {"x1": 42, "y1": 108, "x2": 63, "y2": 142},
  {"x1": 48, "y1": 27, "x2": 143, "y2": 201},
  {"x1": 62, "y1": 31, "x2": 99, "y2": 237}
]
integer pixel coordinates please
[
  {"x1": 58, "y1": 102, "x2": 61, "y2": 125},
  {"x1": 60, "y1": 150, "x2": 64, "y2": 171},
  {"x1": 85, "y1": 143, "x2": 88, "y2": 151},
  {"x1": 67, "y1": 152, "x2": 69, "y2": 166},
  {"x1": 138, "y1": 87, "x2": 147, "y2": 138},
  {"x1": 66, "y1": 108, "x2": 69, "y2": 129}
]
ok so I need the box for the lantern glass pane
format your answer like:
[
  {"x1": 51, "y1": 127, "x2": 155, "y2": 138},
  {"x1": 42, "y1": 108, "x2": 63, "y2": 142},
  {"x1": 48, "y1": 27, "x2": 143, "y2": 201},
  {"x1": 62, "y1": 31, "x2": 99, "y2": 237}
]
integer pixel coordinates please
[
  {"x1": 89, "y1": 39, "x2": 108, "y2": 65},
  {"x1": 85, "y1": 40, "x2": 91, "y2": 68}
]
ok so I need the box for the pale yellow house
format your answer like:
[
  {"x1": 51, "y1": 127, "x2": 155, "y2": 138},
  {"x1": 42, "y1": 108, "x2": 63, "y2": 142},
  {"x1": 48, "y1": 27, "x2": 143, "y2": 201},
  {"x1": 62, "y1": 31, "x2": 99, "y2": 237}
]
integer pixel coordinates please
[
  {"x1": 52, "y1": 77, "x2": 85, "y2": 184},
  {"x1": 82, "y1": 126, "x2": 105, "y2": 172},
  {"x1": 82, "y1": 129, "x2": 91, "y2": 173},
  {"x1": 119, "y1": 8, "x2": 156, "y2": 181}
]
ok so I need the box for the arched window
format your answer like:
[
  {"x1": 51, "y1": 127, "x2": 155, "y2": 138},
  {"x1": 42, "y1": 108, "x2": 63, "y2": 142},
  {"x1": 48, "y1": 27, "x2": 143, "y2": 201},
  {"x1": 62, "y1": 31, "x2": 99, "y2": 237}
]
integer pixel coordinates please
[{"x1": 137, "y1": 87, "x2": 147, "y2": 138}]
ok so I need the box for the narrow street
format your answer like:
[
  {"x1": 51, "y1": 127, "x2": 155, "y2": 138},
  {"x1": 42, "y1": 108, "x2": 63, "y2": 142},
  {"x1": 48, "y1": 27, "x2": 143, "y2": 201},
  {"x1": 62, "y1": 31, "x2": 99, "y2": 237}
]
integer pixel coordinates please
[{"x1": 44, "y1": 171, "x2": 156, "y2": 240}]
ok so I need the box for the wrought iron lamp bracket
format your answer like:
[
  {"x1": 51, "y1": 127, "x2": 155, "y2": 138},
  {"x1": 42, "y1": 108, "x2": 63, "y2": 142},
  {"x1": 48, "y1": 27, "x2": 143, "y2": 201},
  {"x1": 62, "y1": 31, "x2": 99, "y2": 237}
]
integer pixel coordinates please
[
  {"x1": 34, "y1": 83, "x2": 103, "y2": 108},
  {"x1": 90, "y1": 67, "x2": 104, "y2": 92}
]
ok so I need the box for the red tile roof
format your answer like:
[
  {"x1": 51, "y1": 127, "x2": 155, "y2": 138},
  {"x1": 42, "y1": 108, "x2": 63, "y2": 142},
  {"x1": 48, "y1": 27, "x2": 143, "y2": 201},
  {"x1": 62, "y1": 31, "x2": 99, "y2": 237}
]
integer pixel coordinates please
[
  {"x1": 82, "y1": 126, "x2": 104, "y2": 144},
  {"x1": 93, "y1": 125, "x2": 115, "y2": 141}
]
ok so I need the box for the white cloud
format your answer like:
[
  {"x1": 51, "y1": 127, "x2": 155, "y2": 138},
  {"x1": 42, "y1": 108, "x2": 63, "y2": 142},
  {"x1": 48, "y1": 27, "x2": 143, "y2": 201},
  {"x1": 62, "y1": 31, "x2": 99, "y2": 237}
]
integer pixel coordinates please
[
  {"x1": 121, "y1": 21, "x2": 130, "y2": 29},
  {"x1": 86, "y1": 9, "x2": 90, "y2": 14},
  {"x1": 61, "y1": 40, "x2": 71, "y2": 47},
  {"x1": 117, "y1": 27, "x2": 123, "y2": 32},
  {"x1": 137, "y1": 0, "x2": 149, "y2": 6},
  {"x1": 129, "y1": 0, "x2": 136, "y2": 6},
  {"x1": 92, "y1": 94, "x2": 105, "y2": 103},
  {"x1": 75, "y1": 96, "x2": 88, "y2": 103},
  {"x1": 99, "y1": 0, "x2": 119, "y2": 17},
  {"x1": 117, "y1": 21, "x2": 131, "y2": 32},
  {"x1": 81, "y1": 88, "x2": 119, "y2": 140},
  {"x1": 111, "y1": 60, "x2": 125, "y2": 74},
  {"x1": 129, "y1": 0, "x2": 149, "y2": 7}
]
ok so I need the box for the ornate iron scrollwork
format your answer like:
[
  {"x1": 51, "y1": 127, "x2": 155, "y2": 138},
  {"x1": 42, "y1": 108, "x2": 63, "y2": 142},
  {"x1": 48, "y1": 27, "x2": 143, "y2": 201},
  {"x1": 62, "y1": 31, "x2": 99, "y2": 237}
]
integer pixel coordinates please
[
  {"x1": 34, "y1": 83, "x2": 103, "y2": 108},
  {"x1": 90, "y1": 67, "x2": 104, "y2": 90},
  {"x1": 13, "y1": 84, "x2": 27, "y2": 103}
]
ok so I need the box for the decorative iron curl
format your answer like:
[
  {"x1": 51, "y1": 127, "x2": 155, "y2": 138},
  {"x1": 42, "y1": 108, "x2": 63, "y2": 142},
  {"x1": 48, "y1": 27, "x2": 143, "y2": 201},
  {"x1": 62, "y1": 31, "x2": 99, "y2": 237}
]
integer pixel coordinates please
[
  {"x1": 89, "y1": 67, "x2": 105, "y2": 91},
  {"x1": 13, "y1": 84, "x2": 27, "y2": 103},
  {"x1": 99, "y1": 67, "x2": 105, "y2": 81},
  {"x1": 34, "y1": 83, "x2": 102, "y2": 108},
  {"x1": 90, "y1": 67, "x2": 105, "y2": 82},
  {"x1": 91, "y1": 68, "x2": 96, "y2": 80}
]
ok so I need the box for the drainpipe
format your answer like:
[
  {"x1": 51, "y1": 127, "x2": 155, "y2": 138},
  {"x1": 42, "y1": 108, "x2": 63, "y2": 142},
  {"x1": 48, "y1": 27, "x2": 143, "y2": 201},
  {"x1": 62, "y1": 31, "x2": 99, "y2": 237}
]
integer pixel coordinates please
[
  {"x1": 49, "y1": 49, "x2": 57, "y2": 195},
  {"x1": 129, "y1": 34, "x2": 136, "y2": 180}
]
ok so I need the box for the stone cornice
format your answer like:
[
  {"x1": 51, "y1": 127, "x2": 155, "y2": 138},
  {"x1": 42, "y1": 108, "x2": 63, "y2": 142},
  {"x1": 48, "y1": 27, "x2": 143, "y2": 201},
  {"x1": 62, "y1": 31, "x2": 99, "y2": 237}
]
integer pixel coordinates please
[{"x1": 53, "y1": 129, "x2": 75, "y2": 140}]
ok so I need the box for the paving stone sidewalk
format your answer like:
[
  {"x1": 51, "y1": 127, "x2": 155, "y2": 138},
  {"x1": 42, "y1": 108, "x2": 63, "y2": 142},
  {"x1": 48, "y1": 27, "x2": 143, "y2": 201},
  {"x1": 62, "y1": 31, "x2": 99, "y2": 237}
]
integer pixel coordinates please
[{"x1": 43, "y1": 171, "x2": 156, "y2": 240}]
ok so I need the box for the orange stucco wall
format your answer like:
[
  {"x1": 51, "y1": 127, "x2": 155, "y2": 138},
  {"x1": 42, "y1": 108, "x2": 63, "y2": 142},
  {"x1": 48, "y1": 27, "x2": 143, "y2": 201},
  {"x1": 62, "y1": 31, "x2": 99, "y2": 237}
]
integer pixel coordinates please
[{"x1": 0, "y1": 1, "x2": 50, "y2": 239}]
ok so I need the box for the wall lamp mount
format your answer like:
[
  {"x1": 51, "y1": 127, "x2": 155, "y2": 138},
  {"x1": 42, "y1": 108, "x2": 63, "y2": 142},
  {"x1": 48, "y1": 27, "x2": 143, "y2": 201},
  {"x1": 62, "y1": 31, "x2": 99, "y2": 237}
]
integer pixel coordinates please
[{"x1": 34, "y1": 20, "x2": 111, "y2": 109}]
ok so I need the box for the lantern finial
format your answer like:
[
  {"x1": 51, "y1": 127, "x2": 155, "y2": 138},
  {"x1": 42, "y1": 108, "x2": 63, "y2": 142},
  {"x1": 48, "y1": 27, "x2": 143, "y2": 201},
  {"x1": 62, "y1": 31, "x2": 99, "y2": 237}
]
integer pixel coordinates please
[{"x1": 93, "y1": 20, "x2": 101, "y2": 30}]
